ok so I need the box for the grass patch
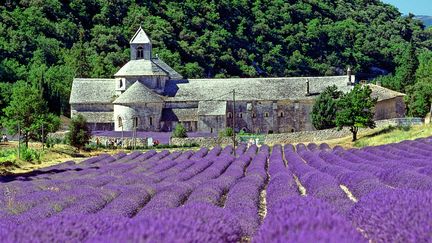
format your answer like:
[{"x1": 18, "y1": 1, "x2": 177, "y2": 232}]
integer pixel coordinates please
[{"x1": 353, "y1": 124, "x2": 432, "y2": 148}]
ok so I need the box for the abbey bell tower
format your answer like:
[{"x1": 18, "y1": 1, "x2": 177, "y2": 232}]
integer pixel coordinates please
[{"x1": 130, "y1": 26, "x2": 152, "y2": 60}]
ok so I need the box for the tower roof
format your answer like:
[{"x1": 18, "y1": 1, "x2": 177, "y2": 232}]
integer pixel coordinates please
[
  {"x1": 130, "y1": 26, "x2": 151, "y2": 44},
  {"x1": 113, "y1": 81, "x2": 164, "y2": 104}
]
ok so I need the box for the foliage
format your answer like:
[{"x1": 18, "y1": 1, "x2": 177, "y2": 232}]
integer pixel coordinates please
[
  {"x1": 0, "y1": 149, "x2": 16, "y2": 164},
  {"x1": 1, "y1": 81, "x2": 60, "y2": 147},
  {"x1": 20, "y1": 147, "x2": 42, "y2": 163},
  {"x1": 218, "y1": 127, "x2": 233, "y2": 138},
  {"x1": 405, "y1": 81, "x2": 432, "y2": 117},
  {"x1": 311, "y1": 85, "x2": 343, "y2": 130},
  {"x1": 404, "y1": 50, "x2": 432, "y2": 117},
  {"x1": 336, "y1": 85, "x2": 377, "y2": 141},
  {"x1": 172, "y1": 123, "x2": 188, "y2": 138},
  {"x1": 67, "y1": 114, "x2": 92, "y2": 149},
  {"x1": 0, "y1": 1, "x2": 429, "y2": 116}
]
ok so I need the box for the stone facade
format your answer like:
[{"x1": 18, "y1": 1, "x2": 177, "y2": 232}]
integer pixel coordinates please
[{"x1": 69, "y1": 27, "x2": 407, "y2": 134}]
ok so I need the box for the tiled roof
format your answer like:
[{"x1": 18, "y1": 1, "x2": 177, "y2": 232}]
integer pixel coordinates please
[
  {"x1": 69, "y1": 78, "x2": 116, "y2": 104},
  {"x1": 368, "y1": 84, "x2": 405, "y2": 101},
  {"x1": 113, "y1": 81, "x2": 164, "y2": 104},
  {"x1": 130, "y1": 26, "x2": 151, "y2": 44},
  {"x1": 164, "y1": 76, "x2": 354, "y2": 102},
  {"x1": 114, "y1": 59, "x2": 168, "y2": 77}
]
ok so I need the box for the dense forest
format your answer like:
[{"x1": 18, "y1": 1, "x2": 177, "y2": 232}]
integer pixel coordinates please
[{"x1": 0, "y1": 0, "x2": 431, "y2": 119}]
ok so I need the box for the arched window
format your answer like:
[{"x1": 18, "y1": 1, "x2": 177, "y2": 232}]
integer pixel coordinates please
[
  {"x1": 149, "y1": 117, "x2": 153, "y2": 126},
  {"x1": 252, "y1": 112, "x2": 257, "y2": 118},
  {"x1": 238, "y1": 113, "x2": 242, "y2": 118},
  {"x1": 118, "y1": 117, "x2": 123, "y2": 127},
  {"x1": 264, "y1": 112, "x2": 269, "y2": 118},
  {"x1": 227, "y1": 112, "x2": 232, "y2": 118},
  {"x1": 137, "y1": 47, "x2": 144, "y2": 59},
  {"x1": 133, "y1": 117, "x2": 139, "y2": 128},
  {"x1": 279, "y1": 112, "x2": 284, "y2": 117}
]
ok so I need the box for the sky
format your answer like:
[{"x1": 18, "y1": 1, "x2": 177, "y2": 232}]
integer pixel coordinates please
[{"x1": 381, "y1": 0, "x2": 432, "y2": 16}]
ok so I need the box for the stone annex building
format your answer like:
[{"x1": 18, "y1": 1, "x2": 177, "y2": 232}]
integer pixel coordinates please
[{"x1": 70, "y1": 27, "x2": 406, "y2": 134}]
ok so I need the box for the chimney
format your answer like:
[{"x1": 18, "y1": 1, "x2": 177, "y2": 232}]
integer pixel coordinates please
[
  {"x1": 306, "y1": 79, "x2": 310, "y2": 96},
  {"x1": 347, "y1": 67, "x2": 352, "y2": 85},
  {"x1": 376, "y1": 80, "x2": 381, "y2": 86}
]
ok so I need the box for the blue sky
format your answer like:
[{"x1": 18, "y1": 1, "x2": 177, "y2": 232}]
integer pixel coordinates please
[{"x1": 381, "y1": 0, "x2": 432, "y2": 16}]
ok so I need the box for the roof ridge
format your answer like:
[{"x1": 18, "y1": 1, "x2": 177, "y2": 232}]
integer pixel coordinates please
[
  {"x1": 151, "y1": 59, "x2": 170, "y2": 76},
  {"x1": 113, "y1": 81, "x2": 164, "y2": 104},
  {"x1": 130, "y1": 26, "x2": 151, "y2": 44}
]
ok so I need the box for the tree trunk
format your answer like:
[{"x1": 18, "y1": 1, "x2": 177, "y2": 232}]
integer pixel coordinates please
[
  {"x1": 351, "y1": 127, "x2": 358, "y2": 142},
  {"x1": 25, "y1": 132, "x2": 29, "y2": 148}
]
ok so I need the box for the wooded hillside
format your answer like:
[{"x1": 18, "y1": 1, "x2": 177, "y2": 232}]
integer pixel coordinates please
[{"x1": 0, "y1": 0, "x2": 431, "y2": 116}]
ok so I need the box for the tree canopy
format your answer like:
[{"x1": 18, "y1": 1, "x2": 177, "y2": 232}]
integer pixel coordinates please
[
  {"x1": 336, "y1": 85, "x2": 377, "y2": 142},
  {"x1": 0, "y1": 0, "x2": 430, "y2": 116},
  {"x1": 311, "y1": 85, "x2": 343, "y2": 130},
  {"x1": 1, "y1": 81, "x2": 60, "y2": 147}
]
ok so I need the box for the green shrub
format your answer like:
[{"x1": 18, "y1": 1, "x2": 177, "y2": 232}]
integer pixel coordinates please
[
  {"x1": 46, "y1": 136, "x2": 63, "y2": 148},
  {"x1": 67, "y1": 114, "x2": 91, "y2": 149},
  {"x1": 20, "y1": 148, "x2": 41, "y2": 163},
  {"x1": 218, "y1": 128, "x2": 233, "y2": 138},
  {"x1": 172, "y1": 124, "x2": 187, "y2": 138}
]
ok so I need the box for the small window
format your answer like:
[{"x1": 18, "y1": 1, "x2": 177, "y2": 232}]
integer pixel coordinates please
[
  {"x1": 265, "y1": 112, "x2": 269, "y2": 118},
  {"x1": 156, "y1": 78, "x2": 162, "y2": 88},
  {"x1": 118, "y1": 117, "x2": 123, "y2": 127},
  {"x1": 119, "y1": 79, "x2": 123, "y2": 88},
  {"x1": 238, "y1": 113, "x2": 242, "y2": 118},
  {"x1": 137, "y1": 47, "x2": 144, "y2": 59},
  {"x1": 252, "y1": 112, "x2": 257, "y2": 118},
  {"x1": 133, "y1": 117, "x2": 139, "y2": 128},
  {"x1": 149, "y1": 117, "x2": 153, "y2": 126},
  {"x1": 210, "y1": 128, "x2": 213, "y2": 133},
  {"x1": 279, "y1": 112, "x2": 284, "y2": 118},
  {"x1": 291, "y1": 128, "x2": 295, "y2": 133},
  {"x1": 227, "y1": 112, "x2": 232, "y2": 118}
]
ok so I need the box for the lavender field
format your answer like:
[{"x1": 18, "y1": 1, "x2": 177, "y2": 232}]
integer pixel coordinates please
[{"x1": 1, "y1": 138, "x2": 432, "y2": 242}]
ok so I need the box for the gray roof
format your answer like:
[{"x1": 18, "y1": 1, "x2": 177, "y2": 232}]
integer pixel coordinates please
[
  {"x1": 368, "y1": 84, "x2": 405, "y2": 102},
  {"x1": 113, "y1": 81, "x2": 164, "y2": 104},
  {"x1": 152, "y1": 58, "x2": 183, "y2": 79},
  {"x1": 79, "y1": 112, "x2": 113, "y2": 123},
  {"x1": 161, "y1": 108, "x2": 198, "y2": 121},
  {"x1": 198, "y1": 101, "x2": 227, "y2": 116},
  {"x1": 69, "y1": 78, "x2": 116, "y2": 104},
  {"x1": 130, "y1": 27, "x2": 151, "y2": 44},
  {"x1": 114, "y1": 59, "x2": 168, "y2": 77},
  {"x1": 165, "y1": 76, "x2": 354, "y2": 102}
]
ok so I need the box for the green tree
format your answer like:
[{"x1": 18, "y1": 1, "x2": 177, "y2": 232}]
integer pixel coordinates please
[
  {"x1": 405, "y1": 81, "x2": 432, "y2": 117},
  {"x1": 311, "y1": 85, "x2": 343, "y2": 130},
  {"x1": 336, "y1": 85, "x2": 377, "y2": 141},
  {"x1": 172, "y1": 123, "x2": 187, "y2": 138},
  {"x1": 1, "y1": 81, "x2": 60, "y2": 147},
  {"x1": 404, "y1": 50, "x2": 432, "y2": 117},
  {"x1": 67, "y1": 114, "x2": 91, "y2": 149}
]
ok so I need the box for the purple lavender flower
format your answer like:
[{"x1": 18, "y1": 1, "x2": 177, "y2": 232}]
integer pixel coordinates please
[
  {"x1": 350, "y1": 189, "x2": 432, "y2": 242},
  {"x1": 253, "y1": 196, "x2": 366, "y2": 243}
]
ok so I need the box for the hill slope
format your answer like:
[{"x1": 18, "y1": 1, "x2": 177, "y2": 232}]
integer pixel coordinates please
[{"x1": 0, "y1": 1, "x2": 430, "y2": 115}]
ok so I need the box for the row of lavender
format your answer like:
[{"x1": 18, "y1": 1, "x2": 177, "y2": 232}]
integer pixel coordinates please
[{"x1": 0, "y1": 137, "x2": 432, "y2": 242}]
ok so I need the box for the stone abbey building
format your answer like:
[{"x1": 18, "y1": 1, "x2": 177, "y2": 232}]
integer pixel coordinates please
[{"x1": 70, "y1": 27, "x2": 405, "y2": 134}]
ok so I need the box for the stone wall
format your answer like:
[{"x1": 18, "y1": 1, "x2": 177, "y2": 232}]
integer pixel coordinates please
[
  {"x1": 171, "y1": 137, "x2": 237, "y2": 147},
  {"x1": 91, "y1": 136, "x2": 148, "y2": 148},
  {"x1": 170, "y1": 119, "x2": 400, "y2": 147}
]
